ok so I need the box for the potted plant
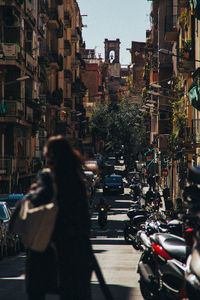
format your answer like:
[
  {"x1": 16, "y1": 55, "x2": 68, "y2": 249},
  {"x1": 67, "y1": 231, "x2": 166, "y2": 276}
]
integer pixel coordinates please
[{"x1": 181, "y1": 39, "x2": 192, "y2": 59}]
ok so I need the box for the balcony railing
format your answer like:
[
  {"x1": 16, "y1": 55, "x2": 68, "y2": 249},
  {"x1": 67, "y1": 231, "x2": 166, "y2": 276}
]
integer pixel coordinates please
[
  {"x1": 64, "y1": 98, "x2": 72, "y2": 109},
  {"x1": 64, "y1": 11, "x2": 71, "y2": 28},
  {"x1": 0, "y1": 158, "x2": 12, "y2": 175},
  {"x1": 192, "y1": 119, "x2": 200, "y2": 143},
  {"x1": 0, "y1": 42, "x2": 25, "y2": 61},
  {"x1": 164, "y1": 15, "x2": 178, "y2": 42},
  {"x1": 64, "y1": 40, "x2": 71, "y2": 56},
  {"x1": 71, "y1": 29, "x2": 78, "y2": 42},
  {"x1": 48, "y1": 51, "x2": 59, "y2": 68},
  {"x1": 48, "y1": 8, "x2": 59, "y2": 29},
  {"x1": 0, "y1": 156, "x2": 29, "y2": 176},
  {"x1": 26, "y1": 105, "x2": 33, "y2": 123},
  {"x1": 179, "y1": 0, "x2": 190, "y2": 8},
  {"x1": 0, "y1": 0, "x2": 24, "y2": 7},
  {"x1": 40, "y1": 0, "x2": 49, "y2": 17},
  {"x1": 64, "y1": 69, "x2": 72, "y2": 81},
  {"x1": 0, "y1": 100, "x2": 24, "y2": 119}
]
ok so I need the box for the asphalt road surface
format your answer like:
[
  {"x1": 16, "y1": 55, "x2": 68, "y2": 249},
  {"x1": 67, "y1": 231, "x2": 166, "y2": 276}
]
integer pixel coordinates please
[{"x1": 0, "y1": 185, "x2": 143, "y2": 300}]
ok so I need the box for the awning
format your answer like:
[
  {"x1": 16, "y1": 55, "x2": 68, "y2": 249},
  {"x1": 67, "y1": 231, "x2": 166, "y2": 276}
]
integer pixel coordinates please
[{"x1": 189, "y1": 86, "x2": 200, "y2": 110}]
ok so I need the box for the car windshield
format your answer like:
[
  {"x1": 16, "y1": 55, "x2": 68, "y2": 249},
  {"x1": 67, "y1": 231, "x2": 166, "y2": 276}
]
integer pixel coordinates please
[
  {"x1": 106, "y1": 176, "x2": 122, "y2": 183},
  {"x1": 0, "y1": 204, "x2": 9, "y2": 220}
]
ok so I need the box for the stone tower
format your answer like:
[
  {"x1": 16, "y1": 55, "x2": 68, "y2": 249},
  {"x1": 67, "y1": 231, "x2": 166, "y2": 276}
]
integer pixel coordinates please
[{"x1": 104, "y1": 39, "x2": 120, "y2": 63}]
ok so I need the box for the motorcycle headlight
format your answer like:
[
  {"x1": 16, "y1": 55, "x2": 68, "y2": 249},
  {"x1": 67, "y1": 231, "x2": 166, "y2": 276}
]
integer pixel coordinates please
[
  {"x1": 118, "y1": 185, "x2": 122, "y2": 188},
  {"x1": 105, "y1": 185, "x2": 108, "y2": 189}
]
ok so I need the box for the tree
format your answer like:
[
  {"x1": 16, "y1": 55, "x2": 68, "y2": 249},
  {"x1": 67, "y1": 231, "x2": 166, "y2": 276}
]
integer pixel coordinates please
[{"x1": 89, "y1": 97, "x2": 146, "y2": 152}]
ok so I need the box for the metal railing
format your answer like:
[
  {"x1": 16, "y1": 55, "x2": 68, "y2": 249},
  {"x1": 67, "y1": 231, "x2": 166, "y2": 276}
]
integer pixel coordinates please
[
  {"x1": 192, "y1": 119, "x2": 200, "y2": 143},
  {"x1": 0, "y1": 100, "x2": 24, "y2": 118}
]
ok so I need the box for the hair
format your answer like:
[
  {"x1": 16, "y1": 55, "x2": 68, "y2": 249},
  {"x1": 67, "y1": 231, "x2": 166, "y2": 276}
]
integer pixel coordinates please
[
  {"x1": 44, "y1": 135, "x2": 82, "y2": 172},
  {"x1": 43, "y1": 135, "x2": 86, "y2": 194}
]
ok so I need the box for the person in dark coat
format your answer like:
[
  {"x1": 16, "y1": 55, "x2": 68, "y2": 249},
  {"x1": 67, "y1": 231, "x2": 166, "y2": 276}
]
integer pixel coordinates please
[{"x1": 25, "y1": 135, "x2": 91, "y2": 300}]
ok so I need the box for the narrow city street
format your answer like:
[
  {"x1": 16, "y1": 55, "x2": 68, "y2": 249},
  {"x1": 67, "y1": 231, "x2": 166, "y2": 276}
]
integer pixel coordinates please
[
  {"x1": 90, "y1": 187, "x2": 143, "y2": 300},
  {"x1": 0, "y1": 187, "x2": 143, "y2": 300}
]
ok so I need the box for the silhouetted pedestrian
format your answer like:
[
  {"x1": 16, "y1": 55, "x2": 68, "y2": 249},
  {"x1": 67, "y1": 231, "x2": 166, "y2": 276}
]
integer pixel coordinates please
[{"x1": 25, "y1": 135, "x2": 91, "y2": 300}]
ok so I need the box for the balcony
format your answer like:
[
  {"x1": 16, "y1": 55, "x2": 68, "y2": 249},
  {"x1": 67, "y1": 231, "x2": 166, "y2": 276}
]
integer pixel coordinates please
[
  {"x1": 64, "y1": 11, "x2": 71, "y2": 28},
  {"x1": 0, "y1": 100, "x2": 24, "y2": 121},
  {"x1": 0, "y1": 42, "x2": 25, "y2": 64},
  {"x1": 48, "y1": 51, "x2": 59, "y2": 69},
  {"x1": 0, "y1": 158, "x2": 12, "y2": 175},
  {"x1": 14, "y1": 157, "x2": 29, "y2": 174},
  {"x1": 159, "y1": 119, "x2": 172, "y2": 134},
  {"x1": 179, "y1": 0, "x2": 190, "y2": 8},
  {"x1": 38, "y1": 55, "x2": 48, "y2": 66},
  {"x1": 71, "y1": 78, "x2": 87, "y2": 96},
  {"x1": 64, "y1": 69, "x2": 72, "y2": 82},
  {"x1": 192, "y1": 119, "x2": 200, "y2": 143},
  {"x1": 64, "y1": 40, "x2": 71, "y2": 56},
  {"x1": 56, "y1": 110, "x2": 67, "y2": 123},
  {"x1": 64, "y1": 98, "x2": 72, "y2": 109},
  {"x1": 56, "y1": 20, "x2": 63, "y2": 38},
  {"x1": 0, "y1": 0, "x2": 24, "y2": 9},
  {"x1": 48, "y1": 8, "x2": 59, "y2": 30},
  {"x1": 26, "y1": 105, "x2": 33, "y2": 123},
  {"x1": 56, "y1": 0, "x2": 63, "y2": 4},
  {"x1": 40, "y1": 0, "x2": 49, "y2": 21},
  {"x1": 179, "y1": 50, "x2": 195, "y2": 72},
  {"x1": 71, "y1": 29, "x2": 79, "y2": 42},
  {"x1": 48, "y1": 88, "x2": 63, "y2": 106},
  {"x1": 164, "y1": 15, "x2": 178, "y2": 42},
  {"x1": 26, "y1": 53, "x2": 36, "y2": 73}
]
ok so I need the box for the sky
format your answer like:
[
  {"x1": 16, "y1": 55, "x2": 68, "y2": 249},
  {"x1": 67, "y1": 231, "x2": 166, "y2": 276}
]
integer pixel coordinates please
[{"x1": 77, "y1": 0, "x2": 151, "y2": 65}]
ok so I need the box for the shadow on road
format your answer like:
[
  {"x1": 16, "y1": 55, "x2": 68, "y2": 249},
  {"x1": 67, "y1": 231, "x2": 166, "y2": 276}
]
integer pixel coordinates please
[
  {"x1": 91, "y1": 239, "x2": 127, "y2": 245},
  {"x1": 0, "y1": 254, "x2": 25, "y2": 278},
  {"x1": 91, "y1": 283, "x2": 142, "y2": 300}
]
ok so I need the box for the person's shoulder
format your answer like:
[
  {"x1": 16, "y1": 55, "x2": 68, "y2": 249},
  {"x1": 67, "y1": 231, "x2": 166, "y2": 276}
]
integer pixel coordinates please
[
  {"x1": 37, "y1": 168, "x2": 53, "y2": 183},
  {"x1": 40, "y1": 168, "x2": 51, "y2": 174}
]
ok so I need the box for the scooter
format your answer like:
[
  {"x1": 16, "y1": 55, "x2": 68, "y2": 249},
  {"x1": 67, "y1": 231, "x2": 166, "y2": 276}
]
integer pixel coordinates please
[
  {"x1": 98, "y1": 206, "x2": 108, "y2": 229},
  {"x1": 137, "y1": 232, "x2": 191, "y2": 299},
  {"x1": 124, "y1": 210, "x2": 148, "y2": 249}
]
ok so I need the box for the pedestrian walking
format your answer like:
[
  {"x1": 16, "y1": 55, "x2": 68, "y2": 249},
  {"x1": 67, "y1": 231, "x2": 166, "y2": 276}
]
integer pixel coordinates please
[{"x1": 25, "y1": 135, "x2": 92, "y2": 300}]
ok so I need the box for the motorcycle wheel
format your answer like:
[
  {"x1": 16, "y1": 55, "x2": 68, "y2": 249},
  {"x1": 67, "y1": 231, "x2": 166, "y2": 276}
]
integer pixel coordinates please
[
  {"x1": 132, "y1": 238, "x2": 141, "y2": 250},
  {"x1": 123, "y1": 227, "x2": 130, "y2": 243},
  {"x1": 139, "y1": 278, "x2": 159, "y2": 300}
]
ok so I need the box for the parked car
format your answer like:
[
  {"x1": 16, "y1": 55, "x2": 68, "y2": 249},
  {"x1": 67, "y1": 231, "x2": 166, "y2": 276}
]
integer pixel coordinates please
[
  {"x1": 103, "y1": 174, "x2": 124, "y2": 195},
  {"x1": 0, "y1": 194, "x2": 24, "y2": 212},
  {"x1": 0, "y1": 201, "x2": 21, "y2": 257},
  {"x1": 105, "y1": 156, "x2": 119, "y2": 166}
]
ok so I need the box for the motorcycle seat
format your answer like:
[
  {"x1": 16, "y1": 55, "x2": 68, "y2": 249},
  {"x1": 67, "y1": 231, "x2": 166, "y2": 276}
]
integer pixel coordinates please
[
  {"x1": 151, "y1": 233, "x2": 191, "y2": 263},
  {"x1": 131, "y1": 214, "x2": 147, "y2": 225}
]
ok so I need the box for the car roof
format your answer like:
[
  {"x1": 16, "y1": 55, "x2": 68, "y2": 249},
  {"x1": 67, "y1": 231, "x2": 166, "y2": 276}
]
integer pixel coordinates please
[
  {"x1": 84, "y1": 170, "x2": 94, "y2": 175},
  {"x1": 8, "y1": 194, "x2": 24, "y2": 199},
  {"x1": 0, "y1": 194, "x2": 24, "y2": 200},
  {"x1": 105, "y1": 174, "x2": 122, "y2": 178}
]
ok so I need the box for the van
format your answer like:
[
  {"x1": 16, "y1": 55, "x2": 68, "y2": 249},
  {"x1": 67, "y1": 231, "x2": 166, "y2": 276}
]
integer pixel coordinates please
[{"x1": 103, "y1": 174, "x2": 124, "y2": 195}]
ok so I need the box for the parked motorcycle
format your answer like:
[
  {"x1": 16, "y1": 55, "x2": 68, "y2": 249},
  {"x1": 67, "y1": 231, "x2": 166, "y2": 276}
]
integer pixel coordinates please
[
  {"x1": 183, "y1": 165, "x2": 200, "y2": 299},
  {"x1": 124, "y1": 208, "x2": 148, "y2": 249},
  {"x1": 138, "y1": 232, "x2": 191, "y2": 299}
]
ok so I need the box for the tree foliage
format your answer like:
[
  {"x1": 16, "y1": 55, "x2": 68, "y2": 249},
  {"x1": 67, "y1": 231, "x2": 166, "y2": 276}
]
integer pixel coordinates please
[{"x1": 89, "y1": 97, "x2": 146, "y2": 150}]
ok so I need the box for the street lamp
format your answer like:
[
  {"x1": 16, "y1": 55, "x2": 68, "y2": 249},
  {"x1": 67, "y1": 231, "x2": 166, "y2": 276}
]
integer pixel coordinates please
[
  {"x1": 3, "y1": 75, "x2": 30, "y2": 86},
  {"x1": 16, "y1": 75, "x2": 30, "y2": 81},
  {"x1": 159, "y1": 48, "x2": 200, "y2": 63}
]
